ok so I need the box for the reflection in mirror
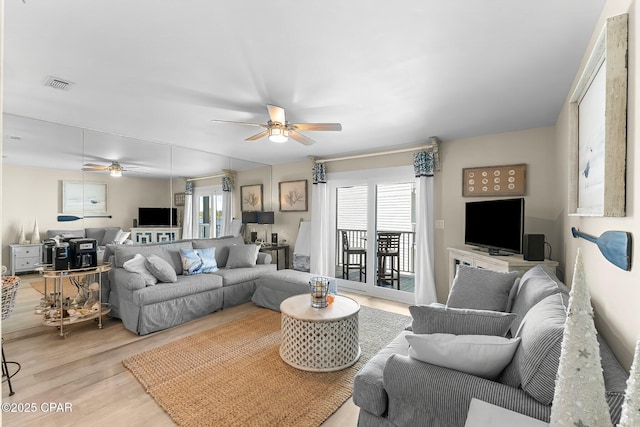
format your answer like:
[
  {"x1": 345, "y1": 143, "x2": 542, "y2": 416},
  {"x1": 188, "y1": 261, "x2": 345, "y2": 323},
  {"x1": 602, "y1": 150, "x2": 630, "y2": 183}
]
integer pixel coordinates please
[{"x1": 2, "y1": 113, "x2": 267, "y2": 270}]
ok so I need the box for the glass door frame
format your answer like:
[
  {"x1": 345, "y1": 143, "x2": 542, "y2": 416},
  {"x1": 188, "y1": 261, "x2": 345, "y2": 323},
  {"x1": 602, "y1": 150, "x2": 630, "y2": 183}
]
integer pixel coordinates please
[
  {"x1": 328, "y1": 165, "x2": 415, "y2": 304},
  {"x1": 191, "y1": 185, "x2": 223, "y2": 239}
]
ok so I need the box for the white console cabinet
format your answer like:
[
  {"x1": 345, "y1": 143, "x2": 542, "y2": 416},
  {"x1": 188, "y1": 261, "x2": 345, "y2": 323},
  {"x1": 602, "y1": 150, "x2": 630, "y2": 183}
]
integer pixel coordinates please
[
  {"x1": 130, "y1": 227, "x2": 182, "y2": 244},
  {"x1": 448, "y1": 246, "x2": 558, "y2": 289}
]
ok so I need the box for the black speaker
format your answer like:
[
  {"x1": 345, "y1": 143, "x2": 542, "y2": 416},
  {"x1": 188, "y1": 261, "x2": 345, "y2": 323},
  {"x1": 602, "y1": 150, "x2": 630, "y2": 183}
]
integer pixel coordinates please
[
  {"x1": 271, "y1": 233, "x2": 278, "y2": 244},
  {"x1": 523, "y1": 234, "x2": 545, "y2": 261},
  {"x1": 133, "y1": 218, "x2": 138, "y2": 228},
  {"x1": 250, "y1": 231, "x2": 258, "y2": 242}
]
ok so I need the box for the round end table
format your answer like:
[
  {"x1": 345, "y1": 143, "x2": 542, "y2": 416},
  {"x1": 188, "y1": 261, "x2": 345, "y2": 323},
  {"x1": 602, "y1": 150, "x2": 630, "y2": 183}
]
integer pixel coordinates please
[{"x1": 279, "y1": 294, "x2": 361, "y2": 372}]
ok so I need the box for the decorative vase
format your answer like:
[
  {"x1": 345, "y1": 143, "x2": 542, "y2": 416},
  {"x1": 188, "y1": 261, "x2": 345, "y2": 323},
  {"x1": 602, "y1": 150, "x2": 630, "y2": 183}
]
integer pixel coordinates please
[
  {"x1": 31, "y1": 219, "x2": 41, "y2": 244},
  {"x1": 18, "y1": 225, "x2": 28, "y2": 244}
]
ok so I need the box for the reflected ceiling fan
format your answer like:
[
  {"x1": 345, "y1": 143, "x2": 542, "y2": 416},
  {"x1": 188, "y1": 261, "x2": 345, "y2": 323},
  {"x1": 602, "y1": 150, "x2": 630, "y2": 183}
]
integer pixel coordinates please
[
  {"x1": 82, "y1": 161, "x2": 130, "y2": 177},
  {"x1": 211, "y1": 104, "x2": 342, "y2": 146}
]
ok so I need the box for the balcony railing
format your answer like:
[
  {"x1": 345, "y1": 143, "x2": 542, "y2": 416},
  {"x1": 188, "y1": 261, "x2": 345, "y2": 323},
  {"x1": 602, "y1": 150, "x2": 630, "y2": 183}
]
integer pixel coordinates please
[{"x1": 337, "y1": 228, "x2": 416, "y2": 274}]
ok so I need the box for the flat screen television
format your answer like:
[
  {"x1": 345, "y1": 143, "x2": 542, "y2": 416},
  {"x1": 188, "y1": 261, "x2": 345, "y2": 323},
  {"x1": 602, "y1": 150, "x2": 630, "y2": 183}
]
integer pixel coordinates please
[
  {"x1": 138, "y1": 207, "x2": 178, "y2": 227},
  {"x1": 464, "y1": 198, "x2": 524, "y2": 255}
]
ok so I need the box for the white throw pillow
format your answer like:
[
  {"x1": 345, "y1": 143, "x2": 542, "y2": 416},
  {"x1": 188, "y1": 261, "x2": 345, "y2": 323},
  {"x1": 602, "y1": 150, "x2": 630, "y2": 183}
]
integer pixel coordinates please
[
  {"x1": 115, "y1": 230, "x2": 131, "y2": 244},
  {"x1": 406, "y1": 333, "x2": 521, "y2": 379},
  {"x1": 123, "y1": 253, "x2": 158, "y2": 286}
]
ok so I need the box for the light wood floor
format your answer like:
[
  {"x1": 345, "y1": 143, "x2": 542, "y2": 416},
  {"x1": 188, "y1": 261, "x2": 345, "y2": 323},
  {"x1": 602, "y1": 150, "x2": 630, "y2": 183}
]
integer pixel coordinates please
[{"x1": 1, "y1": 274, "x2": 409, "y2": 427}]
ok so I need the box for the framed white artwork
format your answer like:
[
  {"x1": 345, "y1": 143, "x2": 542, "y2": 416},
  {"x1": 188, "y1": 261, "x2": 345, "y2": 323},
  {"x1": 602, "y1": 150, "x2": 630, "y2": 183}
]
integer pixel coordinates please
[{"x1": 62, "y1": 181, "x2": 108, "y2": 214}]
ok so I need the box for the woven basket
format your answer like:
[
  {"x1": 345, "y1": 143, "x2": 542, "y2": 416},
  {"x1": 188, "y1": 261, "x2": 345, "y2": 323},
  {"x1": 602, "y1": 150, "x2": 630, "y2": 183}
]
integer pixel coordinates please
[{"x1": 2, "y1": 276, "x2": 21, "y2": 320}]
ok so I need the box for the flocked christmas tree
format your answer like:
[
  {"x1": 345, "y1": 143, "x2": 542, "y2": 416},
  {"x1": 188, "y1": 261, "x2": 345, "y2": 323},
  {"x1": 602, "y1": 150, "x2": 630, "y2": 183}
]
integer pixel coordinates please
[
  {"x1": 618, "y1": 339, "x2": 640, "y2": 427},
  {"x1": 550, "y1": 248, "x2": 612, "y2": 427}
]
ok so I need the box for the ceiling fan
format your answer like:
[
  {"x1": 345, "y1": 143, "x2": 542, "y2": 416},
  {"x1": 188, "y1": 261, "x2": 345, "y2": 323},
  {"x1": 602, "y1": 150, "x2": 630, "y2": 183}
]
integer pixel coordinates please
[
  {"x1": 212, "y1": 104, "x2": 342, "y2": 146},
  {"x1": 82, "y1": 161, "x2": 128, "y2": 177}
]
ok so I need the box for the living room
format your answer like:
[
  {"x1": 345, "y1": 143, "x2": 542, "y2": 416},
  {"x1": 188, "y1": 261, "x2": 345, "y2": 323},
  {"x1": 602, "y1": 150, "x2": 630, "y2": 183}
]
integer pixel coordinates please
[{"x1": 2, "y1": 1, "x2": 639, "y2": 426}]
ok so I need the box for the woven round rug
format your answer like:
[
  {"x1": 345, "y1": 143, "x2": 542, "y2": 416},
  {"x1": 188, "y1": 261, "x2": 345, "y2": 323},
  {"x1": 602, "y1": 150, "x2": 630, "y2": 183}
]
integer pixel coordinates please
[{"x1": 123, "y1": 305, "x2": 410, "y2": 427}]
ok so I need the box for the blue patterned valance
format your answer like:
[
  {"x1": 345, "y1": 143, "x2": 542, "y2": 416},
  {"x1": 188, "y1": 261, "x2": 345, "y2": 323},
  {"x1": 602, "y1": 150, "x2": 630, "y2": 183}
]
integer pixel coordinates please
[
  {"x1": 222, "y1": 176, "x2": 232, "y2": 192},
  {"x1": 312, "y1": 163, "x2": 326, "y2": 184},
  {"x1": 185, "y1": 181, "x2": 193, "y2": 195},
  {"x1": 414, "y1": 151, "x2": 434, "y2": 177}
]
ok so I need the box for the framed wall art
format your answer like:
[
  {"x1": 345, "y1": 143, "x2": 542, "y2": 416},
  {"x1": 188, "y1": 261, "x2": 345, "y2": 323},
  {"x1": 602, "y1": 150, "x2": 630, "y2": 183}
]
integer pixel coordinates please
[
  {"x1": 279, "y1": 180, "x2": 308, "y2": 212},
  {"x1": 568, "y1": 13, "x2": 628, "y2": 217},
  {"x1": 62, "y1": 181, "x2": 108, "y2": 214},
  {"x1": 462, "y1": 164, "x2": 526, "y2": 197},
  {"x1": 240, "y1": 184, "x2": 263, "y2": 211},
  {"x1": 174, "y1": 192, "x2": 185, "y2": 206}
]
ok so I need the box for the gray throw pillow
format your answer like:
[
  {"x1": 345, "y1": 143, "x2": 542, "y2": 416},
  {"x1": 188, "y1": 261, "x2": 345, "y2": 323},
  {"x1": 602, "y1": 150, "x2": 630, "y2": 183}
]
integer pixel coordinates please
[
  {"x1": 226, "y1": 244, "x2": 259, "y2": 269},
  {"x1": 101, "y1": 228, "x2": 122, "y2": 246},
  {"x1": 446, "y1": 266, "x2": 519, "y2": 312},
  {"x1": 145, "y1": 254, "x2": 178, "y2": 283},
  {"x1": 409, "y1": 304, "x2": 516, "y2": 336}
]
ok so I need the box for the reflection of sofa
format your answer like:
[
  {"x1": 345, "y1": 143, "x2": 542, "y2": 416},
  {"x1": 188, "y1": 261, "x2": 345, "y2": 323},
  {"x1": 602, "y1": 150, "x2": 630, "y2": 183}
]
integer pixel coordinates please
[
  {"x1": 107, "y1": 236, "x2": 277, "y2": 335},
  {"x1": 353, "y1": 265, "x2": 628, "y2": 426}
]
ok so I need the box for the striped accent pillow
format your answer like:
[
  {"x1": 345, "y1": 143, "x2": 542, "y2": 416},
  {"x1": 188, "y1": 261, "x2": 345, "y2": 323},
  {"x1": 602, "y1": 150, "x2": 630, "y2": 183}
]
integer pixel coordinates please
[
  {"x1": 409, "y1": 305, "x2": 515, "y2": 336},
  {"x1": 447, "y1": 266, "x2": 519, "y2": 312},
  {"x1": 501, "y1": 293, "x2": 568, "y2": 405}
]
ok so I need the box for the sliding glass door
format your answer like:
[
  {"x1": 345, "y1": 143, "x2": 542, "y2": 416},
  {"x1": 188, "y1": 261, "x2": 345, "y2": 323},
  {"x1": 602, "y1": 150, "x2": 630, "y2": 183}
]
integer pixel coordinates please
[
  {"x1": 192, "y1": 186, "x2": 223, "y2": 238},
  {"x1": 330, "y1": 166, "x2": 415, "y2": 302}
]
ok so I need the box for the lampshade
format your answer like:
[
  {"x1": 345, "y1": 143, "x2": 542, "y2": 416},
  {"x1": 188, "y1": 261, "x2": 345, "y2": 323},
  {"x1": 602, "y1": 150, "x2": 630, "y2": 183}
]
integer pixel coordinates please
[
  {"x1": 241, "y1": 211, "x2": 258, "y2": 224},
  {"x1": 257, "y1": 211, "x2": 275, "y2": 224},
  {"x1": 268, "y1": 127, "x2": 288, "y2": 143}
]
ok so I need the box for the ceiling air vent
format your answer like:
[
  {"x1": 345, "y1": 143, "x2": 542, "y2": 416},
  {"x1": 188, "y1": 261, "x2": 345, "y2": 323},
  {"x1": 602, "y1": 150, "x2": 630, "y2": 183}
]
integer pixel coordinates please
[{"x1": 43, "y1": 76, "x2": 74, "y2": 91}]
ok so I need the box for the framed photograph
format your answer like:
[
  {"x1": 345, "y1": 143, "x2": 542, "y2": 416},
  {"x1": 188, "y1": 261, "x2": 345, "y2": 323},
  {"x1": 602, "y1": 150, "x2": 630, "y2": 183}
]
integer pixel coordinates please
[
  {"x1": 174, "y1": 192, "x2": 185, "y2": 206},
  {"x1": 62, "y1": 181, "x2": 108, "y2": 214},
  {"x1": 241, "y1": 184, "x2": 263, "y2": 211},
  {"x1": 462, "y1": 164, "x2": 526, "y2": 197},
  {"x1": 568, "y1": 14, "x2": 628, "y2": 217},
  {"x1": 279, "y1": 180, "x2": 308, "y2": 212}
]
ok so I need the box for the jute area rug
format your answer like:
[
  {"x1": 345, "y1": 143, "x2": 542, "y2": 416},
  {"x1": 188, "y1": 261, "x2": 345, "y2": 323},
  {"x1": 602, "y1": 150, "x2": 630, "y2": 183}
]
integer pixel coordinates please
[
  {"x1": 123, "y1": 306, "x2": 410, "y2": 427},
  {"x1": 30, "y1": 278, "x2": 78, "y2": 298}
]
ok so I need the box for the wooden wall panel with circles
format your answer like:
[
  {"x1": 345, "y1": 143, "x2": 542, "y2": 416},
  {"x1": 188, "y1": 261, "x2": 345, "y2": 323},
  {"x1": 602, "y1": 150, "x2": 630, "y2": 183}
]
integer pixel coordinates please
[{"x1": 462, "y1": 164, "x2": 526, "y2": 197}]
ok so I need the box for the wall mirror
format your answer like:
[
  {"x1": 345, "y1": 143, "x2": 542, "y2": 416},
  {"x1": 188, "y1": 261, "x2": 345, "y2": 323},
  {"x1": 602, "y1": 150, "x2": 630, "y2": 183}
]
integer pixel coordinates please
[{"x1": 2, "y1": 113, "x2": 266, "y2": 261}]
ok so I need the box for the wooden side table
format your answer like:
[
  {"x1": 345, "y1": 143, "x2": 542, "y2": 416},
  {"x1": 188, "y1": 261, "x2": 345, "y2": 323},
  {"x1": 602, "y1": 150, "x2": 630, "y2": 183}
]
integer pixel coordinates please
[
  {"x1": 260, "y1": 244, "x2": 290, "y2": 269},
  {"x1": 464, "y1": 398, "x2": 549, "y2": 427},
  {"x1": 279, "y1": 294, "x2": 360, "y2": 372}
]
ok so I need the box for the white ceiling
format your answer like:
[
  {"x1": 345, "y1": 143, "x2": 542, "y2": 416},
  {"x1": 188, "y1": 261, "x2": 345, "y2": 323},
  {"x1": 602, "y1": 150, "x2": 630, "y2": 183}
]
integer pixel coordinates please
[{"x1": 3, "y1": 0, "x2": 605, "y2": 174}]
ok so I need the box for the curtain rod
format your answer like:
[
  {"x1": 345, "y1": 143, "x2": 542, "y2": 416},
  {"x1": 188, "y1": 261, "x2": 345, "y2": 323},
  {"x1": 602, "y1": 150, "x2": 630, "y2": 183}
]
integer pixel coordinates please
[
  {"x1": 315, "y1": 140, "x2": 438, "y2": 164},
  {"x1": 186, "y1": 173, "x2": 225, "y2": 182}
]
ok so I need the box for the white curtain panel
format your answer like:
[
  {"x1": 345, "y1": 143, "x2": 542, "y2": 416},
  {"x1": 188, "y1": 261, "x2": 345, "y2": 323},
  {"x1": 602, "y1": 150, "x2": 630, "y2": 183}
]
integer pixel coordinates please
[
  {"x1": 414, "y1": 175, "x2": 437, "y2": 304},
  {"x1": 182, "y1": 182, "x2": 194, "y2": 239},
  {"x1": 310, "y1": 183, "x2": 332, "y2": 276},
  {"x1": 310, "y1": 163, "x2": 332, "y2": 276},
  {"x1": 219, "y1": 190, "x2": 233, "y2": 237}
]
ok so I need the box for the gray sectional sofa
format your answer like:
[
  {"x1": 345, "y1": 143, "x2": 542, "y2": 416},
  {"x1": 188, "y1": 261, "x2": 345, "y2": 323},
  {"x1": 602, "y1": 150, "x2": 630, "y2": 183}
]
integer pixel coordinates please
[
  {"x1": 353, "y1": 265, "x2": 629, "y2": 426},
  {"x1": 107, "y1": 235, "x2": 277, "y2": 335}
]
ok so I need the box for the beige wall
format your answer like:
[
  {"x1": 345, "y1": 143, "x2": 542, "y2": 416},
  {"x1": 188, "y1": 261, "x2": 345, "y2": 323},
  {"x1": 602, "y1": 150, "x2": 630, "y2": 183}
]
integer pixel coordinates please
[
  {"x1": 437, "y1": 127, "x2": 559, "y2": 302},
  {"x1": 1, "y1": 164, "x2": 172, "y2": 267},
  {"x1": 556, "y1": 0, "x2": 639, "y2": 369}
]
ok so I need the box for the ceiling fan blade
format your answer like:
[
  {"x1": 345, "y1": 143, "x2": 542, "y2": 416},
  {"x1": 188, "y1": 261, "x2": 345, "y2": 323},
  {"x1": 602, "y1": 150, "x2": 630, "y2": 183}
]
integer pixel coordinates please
[
  {"x1": 267, "y1": 105, "x2": 286, "y2": 124},
  {"x1": 83, "y1": 163, "x2": 109, "y2": 169},
  {"x1": 211, "y1": 119, "x2": 265, "y2": 127},
  {"x1": 246, "y1": 130, "x2": 270, "y2": 141},
  {"x1": 82, "y1": 167, "x2": 106, "y2": 171},
  {"x1": 290, "y1": 123, "x2": 342, "y2": 132},
  {"x1": 289, "y1": 130, "x2": 315, "y2": 146}
]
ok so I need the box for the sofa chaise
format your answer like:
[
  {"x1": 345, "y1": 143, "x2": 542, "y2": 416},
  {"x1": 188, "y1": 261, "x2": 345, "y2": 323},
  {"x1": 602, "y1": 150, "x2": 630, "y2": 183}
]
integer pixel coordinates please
[
  {"x1": 353, "y1": 265, "x2": 629, "y2": 426},
  {"x1": 107, "y1": 235, "x2": 277, "y2": 335}
]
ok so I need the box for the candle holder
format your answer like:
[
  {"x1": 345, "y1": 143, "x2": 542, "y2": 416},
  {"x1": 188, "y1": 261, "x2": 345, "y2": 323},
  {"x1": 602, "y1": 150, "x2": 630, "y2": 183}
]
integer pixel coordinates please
[{"x1": 309, "y1": 277, "x2": 329, "y2": 308}]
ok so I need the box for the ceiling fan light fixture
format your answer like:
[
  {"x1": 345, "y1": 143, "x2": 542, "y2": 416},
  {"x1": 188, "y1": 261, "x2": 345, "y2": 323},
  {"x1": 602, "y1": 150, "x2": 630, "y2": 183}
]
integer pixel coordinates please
[
  {"x1": 268, "y1": 127, "x2": 288, "y2": 143},
  {"x1": 110, "y1": 163, "x2": 123, "y2": 177}
]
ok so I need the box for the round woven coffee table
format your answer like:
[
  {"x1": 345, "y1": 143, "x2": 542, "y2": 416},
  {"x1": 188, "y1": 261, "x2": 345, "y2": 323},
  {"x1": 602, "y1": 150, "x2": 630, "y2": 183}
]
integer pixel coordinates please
[{"x1": 279, "y1": 294, "x2": 361, "y2": 372}]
